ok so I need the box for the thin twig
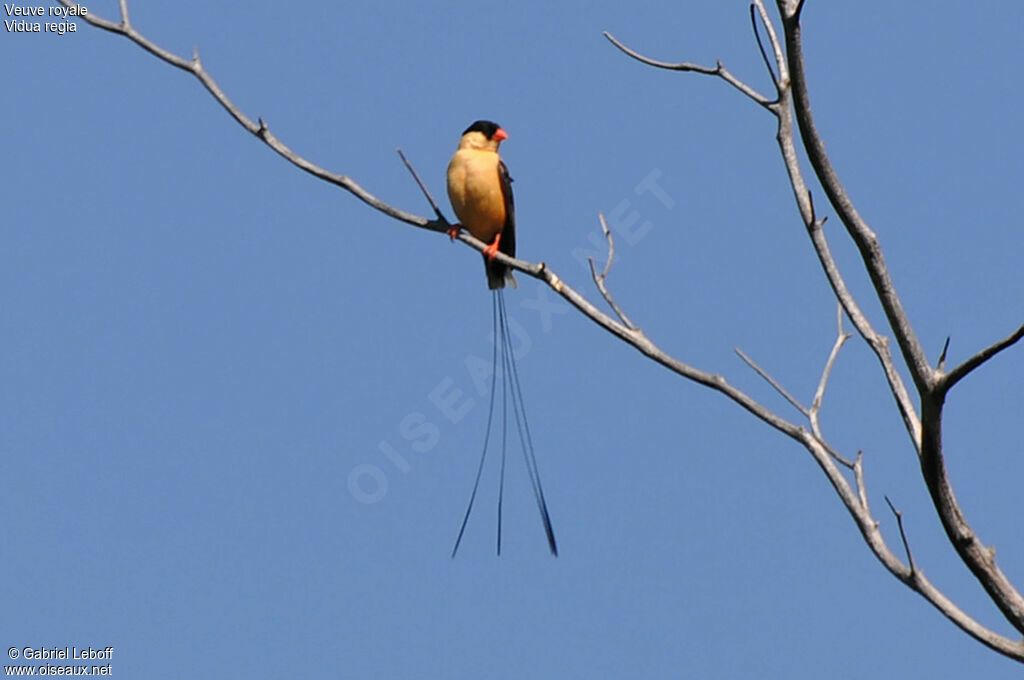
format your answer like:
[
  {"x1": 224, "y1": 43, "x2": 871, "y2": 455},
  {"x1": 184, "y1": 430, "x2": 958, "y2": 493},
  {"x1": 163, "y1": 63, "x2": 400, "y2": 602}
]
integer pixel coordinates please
[
  {"x1": 749, "y1": 3, "x2": 778, "y2": 87},
  {"x1": 804, "y1": 306, "x2": 855, "y2": 468},
  {"x1": 588, "y1": 214, "x2": 638, "y2": 331},
  {"x1": 936, "y1": 336, "x2": 950, "y2": 370},
  {"x1": 397, "y1": 148, "x2": 448, "y2": 223},
  {"x1": 734, "y1": 348, "x2": 808, "y2": 416},
  {"x1": 751, "y1": 0, "x2": 788, "y2": 86},
  {"x1": 941, "y1": 323, "x2": 1024, "y2": 394},
  {"x1": 598, "y1": 213, "x2": 615, "y2": 280},
  {"x1": 853, "y1": 451, "x2": 869, "y2": 512},
  {"x1": 603, "y1": 32, "x2": 774, "y2": 109},
  {"x1": 810, "y1": 306, "x2": 853, "y2": 416},
  {"x1": 884, "y1": 495, "x2": 916, "y2": 577}
]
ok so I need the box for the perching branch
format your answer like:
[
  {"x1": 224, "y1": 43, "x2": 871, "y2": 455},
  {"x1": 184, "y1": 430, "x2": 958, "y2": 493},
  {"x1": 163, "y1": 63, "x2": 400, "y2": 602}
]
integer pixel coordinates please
[
  {"x1": 55, "y1": 0, "x2": 822, "y2": 465},
  {"x1": 56, "y1": 0, "x2": 431, "y2": 233}
]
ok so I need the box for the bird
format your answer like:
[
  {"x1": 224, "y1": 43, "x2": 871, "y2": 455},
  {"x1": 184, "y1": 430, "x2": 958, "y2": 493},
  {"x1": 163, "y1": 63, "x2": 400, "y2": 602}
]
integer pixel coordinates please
[
  {"x1": 446, "y1": 120, "x2": 557, "y2": 557},
  {"x1": 446, "y1": 120, "x2": 517, "y2": 290}
]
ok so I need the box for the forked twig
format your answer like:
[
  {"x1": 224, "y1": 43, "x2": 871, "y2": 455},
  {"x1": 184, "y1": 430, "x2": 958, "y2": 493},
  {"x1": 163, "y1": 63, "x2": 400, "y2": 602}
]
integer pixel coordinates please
[
  {"x1": 811, "y1": 304, "x2": 851, "y2": 413},
  {"x1": 588, "y1": 214, "x2": 638, "y2": 331},
  {"x1": 808, "y1": 304, "x2": 854, "y2": 467}
]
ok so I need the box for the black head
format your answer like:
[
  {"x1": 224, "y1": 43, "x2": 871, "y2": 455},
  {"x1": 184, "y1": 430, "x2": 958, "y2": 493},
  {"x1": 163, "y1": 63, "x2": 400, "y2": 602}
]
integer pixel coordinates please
[{"x1": 463, "y1": 120, "x2": 503, "y2": 139}]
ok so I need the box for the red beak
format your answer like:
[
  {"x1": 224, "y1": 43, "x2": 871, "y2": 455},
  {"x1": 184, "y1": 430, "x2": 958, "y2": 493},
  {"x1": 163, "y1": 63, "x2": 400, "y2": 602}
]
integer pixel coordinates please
[{"x1": 493, "y1": 127, "x2": 509, "y2": 142}]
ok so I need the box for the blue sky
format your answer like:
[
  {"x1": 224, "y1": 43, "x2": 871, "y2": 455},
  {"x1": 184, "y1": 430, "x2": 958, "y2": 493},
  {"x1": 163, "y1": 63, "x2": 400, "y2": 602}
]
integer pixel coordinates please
[{"x1": 3, "y1": 1, "x2": 1023, "y2": 677}]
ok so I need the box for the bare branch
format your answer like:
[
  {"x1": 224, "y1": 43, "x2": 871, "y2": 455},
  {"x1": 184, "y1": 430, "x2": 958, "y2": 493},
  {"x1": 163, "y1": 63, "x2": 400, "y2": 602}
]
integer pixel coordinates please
[
  {"x1": 603, "y1": 32, "x2": 774, "y2": 109},
  {"x1": 761, "y1": 34, "x2": 922, "y2": 451},
  {"x1": 736, "y1": 306, "x2": 853, "y2": 468},
  {"x1": 56, "y1": 0, "x2": 431, "y2": 233},
  {"x1": 779, "y1": 5, "x2": 934, "y2": 394},
  {"x1": 937, "y1": 336, "x2": 951, "y2": 371},
  {"x1": 772, "y1": 5, "x2": 1024, "y2": 644},
  {"x1": 751, "y1": 0, "x2": 788, "y2": 86},
  {"x1": 596, "y1": 214, "x2": 615, "y2": 281},
  {"x1": 808, "y1": 307, "x2": 854, "y2": 468},
  {"x1": 793, "y1": 0, "x2": 807, "y2": 22},
  {"x1": 588, "y1": 214, "x2": 638, "y2": 330},
  {"x1": 749, "y1": 3, "x2": 778, "y2": 87},
  {"x1": 603, "y1": 2, "x2": 1024, "y2": 658},
  {"x1": 734, "y1": 348, "x2": 807, "y2": 416},
  {"x1": 920, "y1": 394, "x2": 1024, "y2": 637},
  {"x1": 803, "y1": 219, "x2": 921, "y2": 449},
  {"x1": 884, "y1": 495, "x2": 916, "y2": 576},
  {"x1": 397, "y1": 149, "x2": 448, "y2": 223},
  {"x1": 825, "y1": 423, "x2": 1024, "y2": 660},
  {"x1": 62, "y1": 1, "x2": 815, "y2": 460},
  {"x1": 940, "y1": 322, "x2": 1024, "y2": 394},
  {"x1": 853, "y1": 451, "x2": 869, "y2": 512},
  {"x1": 609, "y1": 6, "x2": 921, "y2": 455},
  {"x1": 810, "y1": 308, "x2": 852, "y2": 417}
]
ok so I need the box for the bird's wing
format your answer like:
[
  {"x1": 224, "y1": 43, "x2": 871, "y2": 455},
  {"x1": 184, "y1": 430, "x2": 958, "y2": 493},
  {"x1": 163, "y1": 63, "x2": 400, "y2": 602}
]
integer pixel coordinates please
[{"x1": 498, "y1": 160, "x2": 515, "y2": 260}]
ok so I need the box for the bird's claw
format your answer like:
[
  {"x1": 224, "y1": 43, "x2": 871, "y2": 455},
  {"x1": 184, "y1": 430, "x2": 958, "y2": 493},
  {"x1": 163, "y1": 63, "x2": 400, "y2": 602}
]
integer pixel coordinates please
[{"x1": 446, "y1": 224, "x2": 461, "y2": 241}]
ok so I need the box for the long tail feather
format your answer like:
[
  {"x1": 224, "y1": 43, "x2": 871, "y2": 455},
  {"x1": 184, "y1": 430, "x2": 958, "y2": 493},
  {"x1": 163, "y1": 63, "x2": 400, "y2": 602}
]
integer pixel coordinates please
[
  {"x1": 497, "y1": 329, "x2": 508, "y2": 556},
  {"x1": 497, "y1": 292, "x2": 559, "y2": 556},
  {"x1": 451, "y1": 294, "x2": 500, "y2": 558}
]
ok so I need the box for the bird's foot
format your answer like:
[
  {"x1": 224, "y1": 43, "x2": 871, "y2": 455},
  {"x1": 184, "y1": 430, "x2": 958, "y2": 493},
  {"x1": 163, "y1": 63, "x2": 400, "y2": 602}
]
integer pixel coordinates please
[
  {"x1": 446, "y1": 224, "x2": 462, "y2": 241},
  {"x1": 483, "y1": 235, "x2": 501, "y2": 261}
]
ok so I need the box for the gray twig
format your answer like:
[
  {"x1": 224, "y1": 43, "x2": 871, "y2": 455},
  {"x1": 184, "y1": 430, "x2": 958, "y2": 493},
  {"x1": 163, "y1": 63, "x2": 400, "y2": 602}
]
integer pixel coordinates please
[
  {"x1": 884, "y1": 495, "x2": 916, "y2": 577},
  {"x1": 588, "y1": 214, "x2": 638, "y2": 331},
  {"x1": 603, "y1": 31, "x2": 774, "y2": 109},
  {"x1": 941, "y1": 323, "x2": 1024, "y2": 394},
  {"x1": 734, "y1": 348, "x2": 807, "y2": 416},
  {"x1": 397, "y1": 148, "x2": 448, "y2": 224}
]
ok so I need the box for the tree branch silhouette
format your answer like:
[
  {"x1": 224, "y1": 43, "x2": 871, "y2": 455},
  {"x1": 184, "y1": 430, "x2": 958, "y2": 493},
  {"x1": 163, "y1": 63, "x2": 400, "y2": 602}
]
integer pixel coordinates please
[{"x1": 609, "y1": 0, "x2": 1023, "y2": 661}]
